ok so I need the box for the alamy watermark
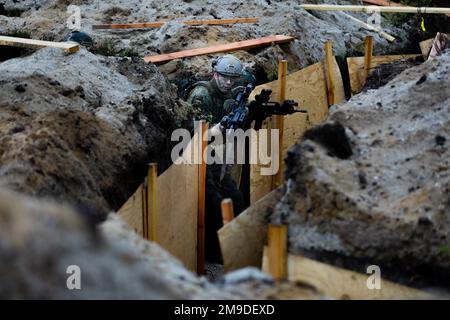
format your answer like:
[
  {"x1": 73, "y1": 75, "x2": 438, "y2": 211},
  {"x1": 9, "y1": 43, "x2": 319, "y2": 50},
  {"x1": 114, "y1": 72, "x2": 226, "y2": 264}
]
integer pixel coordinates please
[
  {"x1": 366, "y1": 265, "x2": 381, "y2": 290},
  {"x1": 66, "y1": 265, "x2": 81, "y2": 290},
  {"x1": 67, "y1": 5, "x2": 81, "y2": 31},
  {"x1": 171, "y1": 121, "x2": 280, "y2": 175}
]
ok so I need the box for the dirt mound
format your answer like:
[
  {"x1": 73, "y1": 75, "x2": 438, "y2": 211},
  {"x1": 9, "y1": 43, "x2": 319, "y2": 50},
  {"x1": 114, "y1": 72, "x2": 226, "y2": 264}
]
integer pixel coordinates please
[
  {"x1": 0, "y1": 48, "x2": 190, "y2": 217},
  {"x1": 274, "y1": 51, "x2": 450, "y2": 288},
  {"x1": 362, "y1": 56, "x2": 423, "y2": 91},
  {"x1": 1, "y1": 1, "x2": 419, "y2": 80}
]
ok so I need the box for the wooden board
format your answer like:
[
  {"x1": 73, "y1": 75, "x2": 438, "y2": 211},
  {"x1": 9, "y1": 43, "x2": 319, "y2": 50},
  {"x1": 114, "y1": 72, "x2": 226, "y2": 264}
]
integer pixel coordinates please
[
  {"x1": 0, "y1": 35, "x2": 79, "y2": 53},
  {"x1": 143, "y1": 35, "x2": 295, "y2": 64},
  {"x1": 262, "y1": 247, "x2": 433, "y2": 299},
  {"x1": 93, "y1": 18, "x2": 258, "y2": 29},
  {"x1": 363, "y1": 0, "x2": 450, "y2": 18},
  {"x1": 118, "y1": 184, "x2": 145, "y2": 237},
  {"x1": 249, "y1": 58, "x2": 343, "y2": 204},
  {"x1": 218, "y1": 188, "x2": 281, "y2": 272},
  {"x1": 300, "y1": 4, "x2": 450, "y2": 14},
  {"x1": 347, "y1": 54, "x2": 422, "y2": 94},
  {"x1": 156, "y1": 163, "x2": 199, "y2": 272}
]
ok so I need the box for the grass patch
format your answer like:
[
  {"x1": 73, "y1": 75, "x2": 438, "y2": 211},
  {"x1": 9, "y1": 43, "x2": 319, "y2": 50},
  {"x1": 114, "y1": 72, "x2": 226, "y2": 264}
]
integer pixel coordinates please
[{"x1": 91, "y1": 39, "x2": 140, "y2": 57}]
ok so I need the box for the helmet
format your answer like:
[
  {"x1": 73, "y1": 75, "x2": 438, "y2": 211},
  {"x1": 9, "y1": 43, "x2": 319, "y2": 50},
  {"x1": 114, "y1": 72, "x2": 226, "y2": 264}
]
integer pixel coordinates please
[
  {"x1": 212, "y1": 54, "x2": 243, "y2": 77},
  {"x1": 65, "y1": 31, "x2": 94, "y2": 48}
]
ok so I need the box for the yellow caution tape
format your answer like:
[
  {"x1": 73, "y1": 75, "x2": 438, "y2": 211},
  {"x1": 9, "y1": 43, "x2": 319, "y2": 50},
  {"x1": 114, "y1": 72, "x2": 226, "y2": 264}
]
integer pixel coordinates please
[{"x1": 421, "y1": 17, "x2": 426, "y2": 32}]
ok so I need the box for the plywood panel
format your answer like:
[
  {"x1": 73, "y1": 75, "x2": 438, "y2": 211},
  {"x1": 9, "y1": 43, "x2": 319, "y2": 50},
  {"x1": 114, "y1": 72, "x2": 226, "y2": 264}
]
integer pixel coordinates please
[
  {"x1": 118, "y1": 184, "x2": 144, "y2": 237},
  {"x1": 249, "y1": 58, "x2": 340, "y2": 203},
  {"x1": 347, "y1": 54, "x2": 422, "y2": 94},
  {"x1": 218, "y1": 188, "x2": 281, "y2": 272},
  {"x1": 156, "y1": 163, "x2": 199, "y2": 272},
  {"x1": 262, "y1": 247, "x2": 432, "y2": 299}
]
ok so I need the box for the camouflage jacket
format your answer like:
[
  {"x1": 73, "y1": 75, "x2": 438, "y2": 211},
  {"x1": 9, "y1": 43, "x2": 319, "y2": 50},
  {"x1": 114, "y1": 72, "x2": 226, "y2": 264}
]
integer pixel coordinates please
[{"x1": 186, "y1": 79, "x2": 233, "y2": 124}]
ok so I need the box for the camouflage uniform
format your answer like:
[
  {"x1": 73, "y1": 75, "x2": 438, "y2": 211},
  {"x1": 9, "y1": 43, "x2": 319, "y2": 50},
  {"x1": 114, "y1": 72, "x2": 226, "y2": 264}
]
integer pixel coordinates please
[
  {"x1": 186, "y1": 79, "x2": 233, "y2": 124},
  {"x1": 187, "y1": 78, "x2": 247, "y2": 263}
]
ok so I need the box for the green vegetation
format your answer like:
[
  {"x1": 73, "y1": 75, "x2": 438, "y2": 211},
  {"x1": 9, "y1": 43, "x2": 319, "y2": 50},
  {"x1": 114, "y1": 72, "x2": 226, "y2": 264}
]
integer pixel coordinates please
[{"x1": 91, "y1": 39, "x2": 140, "y2": 57}]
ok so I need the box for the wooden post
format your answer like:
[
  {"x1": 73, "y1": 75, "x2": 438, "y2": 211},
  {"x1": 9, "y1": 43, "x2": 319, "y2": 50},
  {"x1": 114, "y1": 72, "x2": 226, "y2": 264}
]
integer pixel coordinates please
[
  {"x1": 221, "y1": 198, "x2": 235, "y2": 225},
  {"x1": 271, "y1": 60, "x2": 287, "y2": 190},
  {"x1": 324, "y1": 40, "x2": 335, "y2": 106},
  {"x1": 268, "y1": 224, "x2": 288, "y2": 280},
  {"x1": 146, "y1": 163, "x2": 158, "y2": 242},
  {"x1": 197, "y1": 121, "x2": 208, "y2": 274},
  {"x1": 363, "y1": 36, "x2": 374, "y2": 83}
]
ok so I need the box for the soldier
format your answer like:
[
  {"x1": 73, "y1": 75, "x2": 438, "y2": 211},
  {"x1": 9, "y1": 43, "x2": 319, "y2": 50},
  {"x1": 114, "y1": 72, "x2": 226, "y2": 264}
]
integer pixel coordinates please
[{"x1": 186, "y1": 54, "x2": 252, "y2": 264}]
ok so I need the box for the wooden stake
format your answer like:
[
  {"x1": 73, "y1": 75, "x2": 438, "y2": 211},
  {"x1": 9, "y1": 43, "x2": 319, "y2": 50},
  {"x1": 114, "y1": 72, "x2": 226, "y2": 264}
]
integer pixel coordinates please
[
  {"x1": 268, "y1": 224, "x2": 288, "y2": 280},
  {"x1": 93, "y1": 18, "x2": 259, "y2": 30},
  {"x1": 221, "y1": 198, "x2": 235, "y2": 225},
  {"x1": 144, "y1": 35, "x2": 295, "y2": 64},
  {"x1": 271, "y1": 60, "x2": 287, "y2": 190},
  {"x1": 363, "y1": 36, "x2": 374, "y2": 83},
  {"x1": 146, "y1": 163, "x2": 158, "y2": 242},
  {"x1": 324, "y1": 40, "x2": 336, "y2": 106},
  {"x1": 0, "y1": 35, "x2": 79, "y2": 53},
  {"x1": 300, "y1": 4, "x2": 450, "y2": 14},
  {"x1": 197, "y1": 121, "x2": 208, "y2": 275}
]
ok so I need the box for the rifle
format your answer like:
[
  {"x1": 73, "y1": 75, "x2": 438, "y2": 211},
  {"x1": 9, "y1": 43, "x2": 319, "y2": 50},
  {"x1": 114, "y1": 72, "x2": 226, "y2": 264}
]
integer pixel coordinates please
[
  {"x1": 221, "y1": 85, "x2": 308, "y2": 130},
  {"x1": 248, "y1": 88, "x2": 308, "y2": 130}
]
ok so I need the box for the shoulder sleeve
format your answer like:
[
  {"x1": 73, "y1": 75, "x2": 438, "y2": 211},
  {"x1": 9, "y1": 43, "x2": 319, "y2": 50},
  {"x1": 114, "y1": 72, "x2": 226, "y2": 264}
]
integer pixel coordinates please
[{"x1": 186, "y1": 86, "x2": 213, "y2": 122}]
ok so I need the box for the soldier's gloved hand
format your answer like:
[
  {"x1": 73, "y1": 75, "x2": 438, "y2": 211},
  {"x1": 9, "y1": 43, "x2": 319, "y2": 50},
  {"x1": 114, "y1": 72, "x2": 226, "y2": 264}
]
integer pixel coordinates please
[
  {"x1": 231, "y1": 86, "x2": 246, "y2": 99},
  {"x1": 223, "y1": 99, "x2": 237, "y2": 114}
]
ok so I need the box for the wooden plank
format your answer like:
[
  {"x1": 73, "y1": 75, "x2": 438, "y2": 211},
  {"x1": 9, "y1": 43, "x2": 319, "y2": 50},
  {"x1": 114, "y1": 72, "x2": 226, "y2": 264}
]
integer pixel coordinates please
[
  {"x1": 221, "y1": 198, "x2": 235, "y2": 225},
  {"x1": 0, "y1": 35, "x2": 79, "y2": 53},
  {"x1": 218, "y1": 188, "x2": 281, "y2": 272},
  {"x1": 267, "y1": 224, "x2": 287, "y2": 280},
  {"x1": 300, "y1": 4, "x2": 450, "y2": 14},
  {"x1": 262, "y1": 247, "x2": 433, "y2": 299},
  {"x1": 143, "y1": 35, "x2": 295, "y2": 64},
  {"x1": 363, "y1": 0, "x2": 450, "y2": 18},
  {"x1": 347, "y1": 54, "x2": 422, "y2": 94},
  {"x1": 146, "y1": 163, "x2": 158, "y2": 241},
  {"x1": 118, "y1": 184, "x2": 145, "y2": 237},
  {"x1": 339, "y1": 12, "x2": 396, "y2": 42},
  {"x1": 93, "y1": 18, "x2": 258, "y2": 30},
  {"x1": 197, "y1": 121, "x2": 208, "y2": 275},
  {"x1": 156, "y1": 162, "x2": 199, "y2": 272},
  {"x1": 250, "y1": 57, "x2": 341, "y2": 203}
]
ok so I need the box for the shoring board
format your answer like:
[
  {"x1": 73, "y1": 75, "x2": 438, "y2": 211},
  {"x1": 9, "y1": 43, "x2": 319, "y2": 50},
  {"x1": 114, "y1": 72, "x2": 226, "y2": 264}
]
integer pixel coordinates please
[
  {"x1": 218, "y1": 188, "x2": 281, "y2": 272},
  {"x1": 0, "y1": 35, "x2": 79, "y2": 53},
  {"x1": 93, "y1": 18, "x2": 258, "y2": 29},
  {"x1": 156, "y1": 162, "x2": 199, "y2": 272},
  {"x1": 262, "y1": 247, "x2": 432, "y2": 300},
  {"x1": 347, "y1": 54, "x2": 422, "y2": 94},
  {"x1": 249, "y1": 58, "x2": 342, "y2": 204},
  {"x1": 118, "y1": 184, "x2": 145, "y2": 237},
  {"x1": 143, "y1": 35, "x2": 295, "y2": 64}
]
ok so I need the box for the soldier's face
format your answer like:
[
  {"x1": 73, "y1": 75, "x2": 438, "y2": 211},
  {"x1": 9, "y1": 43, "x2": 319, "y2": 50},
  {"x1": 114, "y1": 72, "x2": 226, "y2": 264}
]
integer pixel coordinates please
[{"x1": 214, "y1": 73, "x2": 239, "y2": 93}]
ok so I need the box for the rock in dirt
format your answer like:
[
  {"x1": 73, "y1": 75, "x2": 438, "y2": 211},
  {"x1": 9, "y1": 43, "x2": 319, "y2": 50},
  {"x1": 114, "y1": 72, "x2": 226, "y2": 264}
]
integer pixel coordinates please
[{"x1": 0, "y1": 47, "x2": 190, "y2": 218}]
